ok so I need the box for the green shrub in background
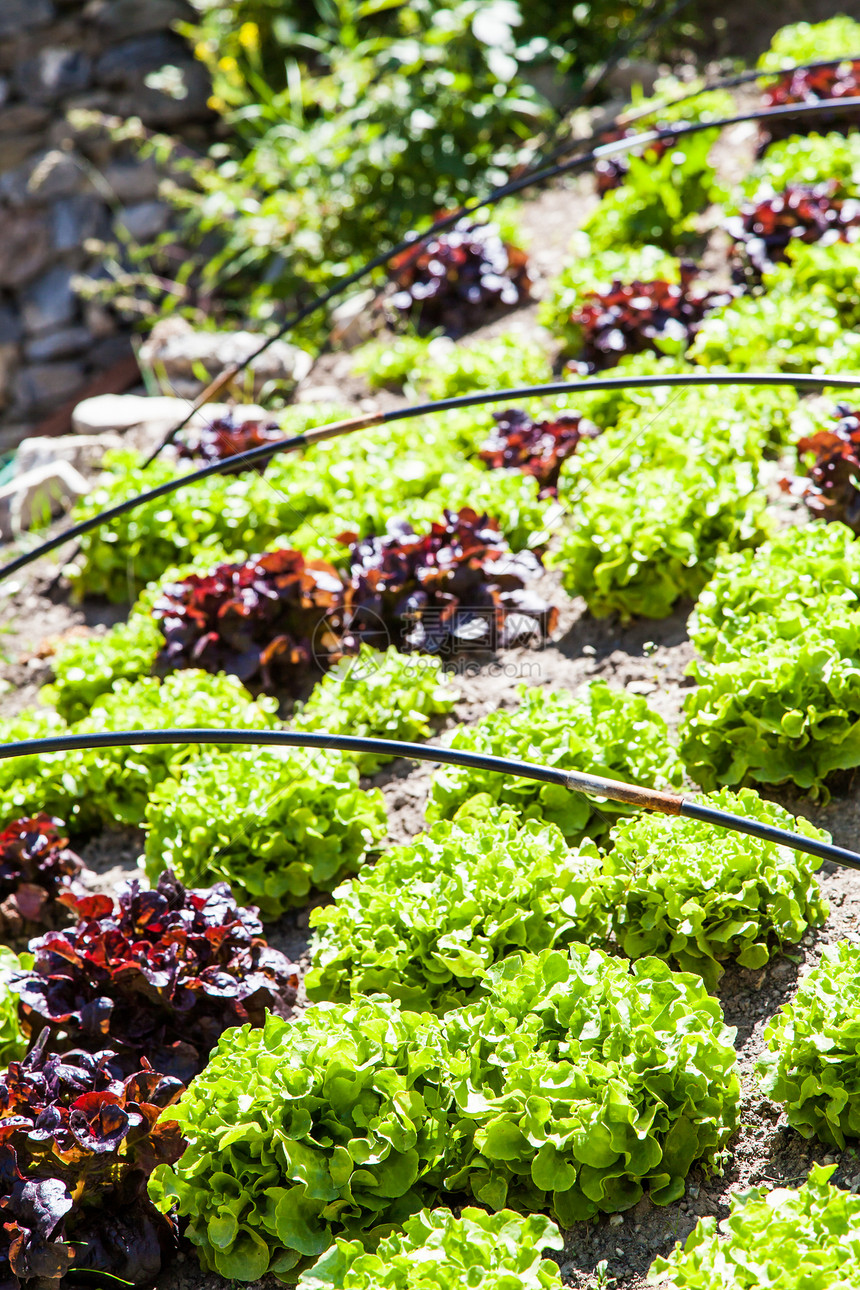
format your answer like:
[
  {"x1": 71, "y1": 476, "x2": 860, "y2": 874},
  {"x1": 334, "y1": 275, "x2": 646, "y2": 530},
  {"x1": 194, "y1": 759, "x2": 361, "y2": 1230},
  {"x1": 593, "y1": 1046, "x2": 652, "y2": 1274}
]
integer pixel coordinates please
[
  {"x1": 0, "y1": 671, "x2": 279, "y2": 831},
  {"x1": 651, "y1": 1165, "x2": 860, "y2": 1289},
  {"x1": 759, "y1": 942, "x2": 860, "y2": 1148},
  {"x1": 297, "y1": 1208, "x2": 564, "y2": 1290},
  {"x1": 427, "y1": 680, "x2": 683, "y2": 840},
  {"x1": 602, "y1": 788, "x2": 829, "y2": 989},
  {"x1": 306, "y1": 814, "x2": 607, "y2": 1011},
  {"x1": 131, "y1": 1, "x2": 695, "y2": 342},
  {"x1": 150, "y1": 946, "x2": 737, "y2": 1279},
  {"x1": 144, "y1": 747, "x2": 387, "y2": 917}
]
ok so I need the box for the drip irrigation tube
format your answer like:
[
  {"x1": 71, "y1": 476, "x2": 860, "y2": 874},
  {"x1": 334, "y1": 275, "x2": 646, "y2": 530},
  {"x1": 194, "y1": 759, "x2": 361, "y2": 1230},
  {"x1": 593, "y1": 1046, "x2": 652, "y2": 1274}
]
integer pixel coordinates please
[
  {"x1": 0, "y1": 726, "x2": 856, "y2": 871},
  {"x1": 586, "y1": 53, "x2": 860, "y2": 140},
  {"x1": 6, "y1": 369, "x2": 860, "y2": 587},
  {"x1": 139, "y1": 92, "x2": 860, "y2": 466}
]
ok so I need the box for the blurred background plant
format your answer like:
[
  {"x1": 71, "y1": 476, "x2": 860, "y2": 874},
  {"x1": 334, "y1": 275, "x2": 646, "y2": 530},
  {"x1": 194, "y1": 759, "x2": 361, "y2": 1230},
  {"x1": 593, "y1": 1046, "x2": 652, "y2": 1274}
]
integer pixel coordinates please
[{"x1": 85, "y1": 0, "x2": 700, "y2": 351}]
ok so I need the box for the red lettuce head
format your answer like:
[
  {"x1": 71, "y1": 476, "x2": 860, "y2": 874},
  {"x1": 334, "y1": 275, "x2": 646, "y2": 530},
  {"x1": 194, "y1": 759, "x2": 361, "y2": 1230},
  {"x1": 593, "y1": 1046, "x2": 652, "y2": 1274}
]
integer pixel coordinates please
[{"x1": 13, "y1": 870, "x2": 299, "y2": 1083}]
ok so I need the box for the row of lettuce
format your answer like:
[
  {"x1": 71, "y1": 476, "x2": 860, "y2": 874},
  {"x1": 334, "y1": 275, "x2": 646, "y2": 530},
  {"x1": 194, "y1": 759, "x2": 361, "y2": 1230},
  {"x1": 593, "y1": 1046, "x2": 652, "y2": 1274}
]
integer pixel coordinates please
[
  {"x1": 0, "y1": 849, "x2": 857, "y2": 1284},
  {"x1": 28, "y1": 512, "x2": 860, "y2": 812},
  {"x1": 0, "y1": 662, "x2": 853, "y2": 1281}
]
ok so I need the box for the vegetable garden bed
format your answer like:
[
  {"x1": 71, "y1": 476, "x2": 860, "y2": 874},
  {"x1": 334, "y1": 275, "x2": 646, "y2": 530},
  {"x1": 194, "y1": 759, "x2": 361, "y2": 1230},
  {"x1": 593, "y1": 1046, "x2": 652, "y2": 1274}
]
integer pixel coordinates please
[{"x1": 4, "y1": 14, "x2": 860, "y2": 1290}]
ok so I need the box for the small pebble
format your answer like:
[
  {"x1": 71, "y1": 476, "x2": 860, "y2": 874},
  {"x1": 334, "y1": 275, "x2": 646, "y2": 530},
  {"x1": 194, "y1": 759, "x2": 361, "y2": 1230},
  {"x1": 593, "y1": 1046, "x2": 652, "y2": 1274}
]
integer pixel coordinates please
[{"x1": 609, "y1": 1214, "x2": 623, "y2": 1227}]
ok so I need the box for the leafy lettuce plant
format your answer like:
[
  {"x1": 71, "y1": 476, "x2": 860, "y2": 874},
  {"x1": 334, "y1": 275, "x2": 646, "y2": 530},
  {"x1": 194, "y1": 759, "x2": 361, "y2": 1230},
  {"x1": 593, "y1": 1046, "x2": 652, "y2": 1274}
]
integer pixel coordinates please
[
  {"x1": 42, "y1": 609, "x2": 162, "y2": 723},
  {"x1": 553, "y1": 458, "x2": 771, "y2": 621},
  {"x1": 352, "y1": 333, "x2": 553, "y2": 400},
  {"x1": 688, "y1": 522, "x2": 860, "y2": 664},
  {"x1": 584, "y1": 130, "x2": 724, "y2": 252},
  {"x1": 306, "y1": 815, "x2": 607, "y2": 1012},
  {"x1": 538, "y1": 239, "x2": 679, "y2": 355},
  {"x1": 153, "y1": 547, "x2": 349, "y2": 692},
  {"x1": 13, "y1": 869, "x2": 299, "y2": 1083},
  {"x1": 150, "y1": 947, "x2": 738, "y2": 1279},
  {"x1": 443, "y1": 947, "x2": 740, "y2": 1223},
  {"x1": 292, "y1": 646, "x2": 459, "y2": 775},
  {"x1": 680, "y1": 524, "x2": 860, "y2": 795},
  {"x1": 691, "y1": 241, "x2": 860, "y2": 374},
  {"x1": 680, "y1": 615, "x2": 860, "y2": 794},
  {"x1": 758, "y1": 15, "x2": 860, "y2": 68},
  {"x1": 688, "y1": 290, "x2": 846, "y2": 374},
  {"x1": 296, "y1": 1207, "x2": 563, "y2": 1290},
  {"x1": 602, "y1": 788, "x2": 829, "y2": 989},
  {"x1": 0, "y1": 1035, "x2": 186, "y2": 1289},
  {"x1": 0, "y1": 671, "x2": 279, "y2": 831},
  {"x1": 651, "y1": 1164, "x2": 860, "y2": 1289},
  {"x1": 758, "y1": 942, "x2": 860, "y2": 1148},
  {"x1": 426, "y1": 680, "x2": 683, "y2": 841},
  {"x1": 148, "y1": 999, "x2": 451, "y2": 1281},
  {"x1": 143, "y1": 748, "x2": 387, "y2": 918},
  {"x1": 342, "y1": 508, "x2": 557, "y2": 656},
  {"x1": 747, "y1": 130, "x2": 860, "y2": 195},
  {"x1": 558, "y1": 383, "x2": 797, "y2": 490}
]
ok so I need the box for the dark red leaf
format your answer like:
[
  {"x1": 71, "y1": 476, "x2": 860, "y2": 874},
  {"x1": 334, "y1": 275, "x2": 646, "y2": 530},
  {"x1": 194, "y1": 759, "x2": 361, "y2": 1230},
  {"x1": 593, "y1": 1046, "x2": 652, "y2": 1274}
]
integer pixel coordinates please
[
  {"x1": 152, "y1": 550, "x2": 349, "y2": 694},
  {"x1": 727, "y1": 182, "x2": 860, "y2": 281},
  {"x1": 13, "y1": 871, "x2": 299, "y2": 1080},
  {"x1": 760, "y1": 60, "x2": 860, "y2": 148},
  {"x1": 795, "y1": 404, "x2": 860, "y2": 532},
  {"x1": 567, "y1": 268, "x2": 733, "y2": 371},
  {"x1": 343, "y1": 508, "x2": 557, "y2": 656},
  {"x1": 175, "y1": 411, "x2": 283, "y2": 473},
  {"x1": 387, "y1": 217, "x2": 530, "y2": 336},
  {"x1": 0, "y1": 816, "x2": 86, "y2": 942},
  {"x1": 479, "y1": 407, "x2": 600, "y2": 494},
  {"x1": 0, "y1": 1037, "x2": 185, "y2": 1288}
]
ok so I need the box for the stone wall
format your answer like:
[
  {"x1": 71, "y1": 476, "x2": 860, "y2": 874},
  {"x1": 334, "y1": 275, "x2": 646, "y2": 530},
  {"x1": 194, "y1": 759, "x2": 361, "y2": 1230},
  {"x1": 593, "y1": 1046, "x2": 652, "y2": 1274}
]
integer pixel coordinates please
[{"x1": 0, "y1": 0, "x2": 215, "y2": 452}]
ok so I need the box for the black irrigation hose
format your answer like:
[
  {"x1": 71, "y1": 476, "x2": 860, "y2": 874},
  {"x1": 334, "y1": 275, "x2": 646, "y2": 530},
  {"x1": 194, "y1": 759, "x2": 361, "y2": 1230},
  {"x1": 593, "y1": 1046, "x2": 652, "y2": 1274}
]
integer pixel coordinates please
[
  {"x1": 0, "y1": 727, "x2": 857, "y2": 871},
  {"x1": 139, "y1": 92, "x2": 860, "y2": 468},
  {"x1": 587, "y1": 52, "x2": 860, "y2": 143},
  {"x1": 6, "y1": 370, "x2": 860, "y2": 587}
]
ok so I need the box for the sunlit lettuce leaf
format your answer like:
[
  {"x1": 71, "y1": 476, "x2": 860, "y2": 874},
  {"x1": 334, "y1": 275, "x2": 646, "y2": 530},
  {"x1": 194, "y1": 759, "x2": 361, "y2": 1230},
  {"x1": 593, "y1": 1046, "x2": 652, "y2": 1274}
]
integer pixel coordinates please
[
  {"x1": 426, "y1": 680, "x2": 683, "y2": 841},
  {"x1": 651, "y1": 1164, "x2": 860, "y2": 1289}
]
